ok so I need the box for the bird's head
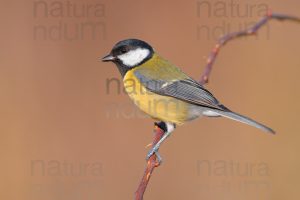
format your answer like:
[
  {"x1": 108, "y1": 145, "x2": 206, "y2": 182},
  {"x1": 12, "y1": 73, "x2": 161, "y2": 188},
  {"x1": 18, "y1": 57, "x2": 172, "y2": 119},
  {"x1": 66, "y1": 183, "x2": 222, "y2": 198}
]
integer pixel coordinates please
[{"x1": 102, "y1": 39, "x2": 154, "y2": 76}]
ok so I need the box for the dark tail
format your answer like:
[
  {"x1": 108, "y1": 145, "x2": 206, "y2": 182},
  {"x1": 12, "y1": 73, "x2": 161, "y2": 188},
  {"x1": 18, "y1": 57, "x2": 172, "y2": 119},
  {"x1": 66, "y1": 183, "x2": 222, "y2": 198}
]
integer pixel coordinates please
[{"x1": 212, "y1": 109, "x2": 275, "y2": 134}]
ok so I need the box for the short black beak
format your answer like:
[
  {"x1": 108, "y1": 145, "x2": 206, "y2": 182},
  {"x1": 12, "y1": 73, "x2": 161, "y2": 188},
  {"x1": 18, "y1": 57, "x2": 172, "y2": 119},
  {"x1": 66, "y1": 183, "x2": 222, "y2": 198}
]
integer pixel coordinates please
[{"x1": 101, "y1": 54, "x2": 115, "y2": 62}]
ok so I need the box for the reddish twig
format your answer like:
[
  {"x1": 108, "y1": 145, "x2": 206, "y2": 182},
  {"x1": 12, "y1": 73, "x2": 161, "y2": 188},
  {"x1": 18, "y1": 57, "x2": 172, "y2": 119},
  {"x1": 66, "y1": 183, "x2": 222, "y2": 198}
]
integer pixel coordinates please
[
  {"x1": 135, "y1": 11, "x2": 300, "y2": 200},
  {"x1": 199, "y1": 11, "x2": 300, "y2": 85},
  {"x1": 135, "y1": 125, "x2": 165, "y2": 200}
]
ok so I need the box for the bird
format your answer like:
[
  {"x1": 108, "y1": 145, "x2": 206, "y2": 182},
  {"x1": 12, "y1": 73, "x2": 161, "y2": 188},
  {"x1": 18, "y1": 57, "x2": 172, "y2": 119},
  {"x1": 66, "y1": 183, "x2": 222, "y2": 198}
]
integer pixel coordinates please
[{"x1": 102, "y1": 38, "x2": 275, "y2": 161}]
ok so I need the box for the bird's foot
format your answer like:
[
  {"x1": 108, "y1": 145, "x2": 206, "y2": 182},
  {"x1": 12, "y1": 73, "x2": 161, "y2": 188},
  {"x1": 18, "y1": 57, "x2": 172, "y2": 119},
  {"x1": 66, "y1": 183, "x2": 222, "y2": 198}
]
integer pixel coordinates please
[
  {"x1": 146, "y1": 148, "x2": 162, "y2": 164},
  {"x1": 145, "y1": 122, "x2": 176, "y2": 164}
]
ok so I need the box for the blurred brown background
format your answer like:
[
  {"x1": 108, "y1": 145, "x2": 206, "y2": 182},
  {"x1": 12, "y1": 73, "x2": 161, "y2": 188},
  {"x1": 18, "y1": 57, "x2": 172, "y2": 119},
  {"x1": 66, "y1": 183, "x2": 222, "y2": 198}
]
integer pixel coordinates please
[{"x1": 1, "y1": 0, "x2": 300, "y2": 199}]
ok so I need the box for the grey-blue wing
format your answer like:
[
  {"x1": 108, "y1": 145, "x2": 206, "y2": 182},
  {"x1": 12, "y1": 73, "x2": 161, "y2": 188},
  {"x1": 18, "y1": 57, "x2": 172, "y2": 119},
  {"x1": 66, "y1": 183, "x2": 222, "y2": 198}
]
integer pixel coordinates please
[{"x1": 134, "y1": 69, "x2": 227, "y2": 111}]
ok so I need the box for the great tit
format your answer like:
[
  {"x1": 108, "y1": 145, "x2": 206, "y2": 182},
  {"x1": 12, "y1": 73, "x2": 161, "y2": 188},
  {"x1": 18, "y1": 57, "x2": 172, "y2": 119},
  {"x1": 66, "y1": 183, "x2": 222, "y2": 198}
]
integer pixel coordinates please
[{"x1": 102, "y1": 39, "x2": 275, "y2": 160}]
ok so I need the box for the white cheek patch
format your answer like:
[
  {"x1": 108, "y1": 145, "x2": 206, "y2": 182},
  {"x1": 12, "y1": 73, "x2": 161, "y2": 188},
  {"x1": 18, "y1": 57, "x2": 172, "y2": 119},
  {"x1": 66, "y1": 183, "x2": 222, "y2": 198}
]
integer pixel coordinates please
[{"x1": 118, "y1": 48, "x2": 150, "y2": 67}]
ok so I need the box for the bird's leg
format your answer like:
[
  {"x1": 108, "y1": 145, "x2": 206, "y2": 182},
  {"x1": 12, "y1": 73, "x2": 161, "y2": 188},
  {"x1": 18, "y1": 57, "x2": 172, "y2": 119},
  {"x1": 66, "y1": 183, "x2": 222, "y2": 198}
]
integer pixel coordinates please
[{"x1": 146, "y1": 122, "x2": 176, "y2": 163}]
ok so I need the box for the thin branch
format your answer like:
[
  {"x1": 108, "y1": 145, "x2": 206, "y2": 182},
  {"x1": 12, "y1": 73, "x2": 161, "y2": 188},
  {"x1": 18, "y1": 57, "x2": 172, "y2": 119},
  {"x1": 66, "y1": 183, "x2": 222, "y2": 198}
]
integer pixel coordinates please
[
  {"x1": 199, "y1": 12, "x2": 300, "y2": 85},
  {"x1": 135, "y1": 11, "x2": 300, "y2": 200},
  {"x1": 135, "y1": 124, "x2": 165, "y2": 200}
]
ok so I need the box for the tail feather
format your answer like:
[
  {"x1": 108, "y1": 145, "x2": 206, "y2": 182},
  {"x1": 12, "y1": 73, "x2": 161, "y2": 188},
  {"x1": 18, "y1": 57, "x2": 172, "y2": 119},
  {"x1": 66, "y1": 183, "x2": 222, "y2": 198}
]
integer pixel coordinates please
[{"x1": 210, "y1": 110, "x2": 275, "y2": 134}]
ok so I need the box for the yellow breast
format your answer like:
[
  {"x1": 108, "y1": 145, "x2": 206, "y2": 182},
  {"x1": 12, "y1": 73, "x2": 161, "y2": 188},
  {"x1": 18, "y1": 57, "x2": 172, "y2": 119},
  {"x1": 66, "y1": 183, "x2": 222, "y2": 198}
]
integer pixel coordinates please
[{"x1": 123, "y1": 69, "x2": 189, "y2": 125}]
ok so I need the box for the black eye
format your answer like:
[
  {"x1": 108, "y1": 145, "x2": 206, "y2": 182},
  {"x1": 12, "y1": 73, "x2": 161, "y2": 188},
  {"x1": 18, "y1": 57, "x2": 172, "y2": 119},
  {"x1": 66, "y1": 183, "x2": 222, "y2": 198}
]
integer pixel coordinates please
[{"x1": 120, "y1": 47, "x2": 128, "y2": 54}]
